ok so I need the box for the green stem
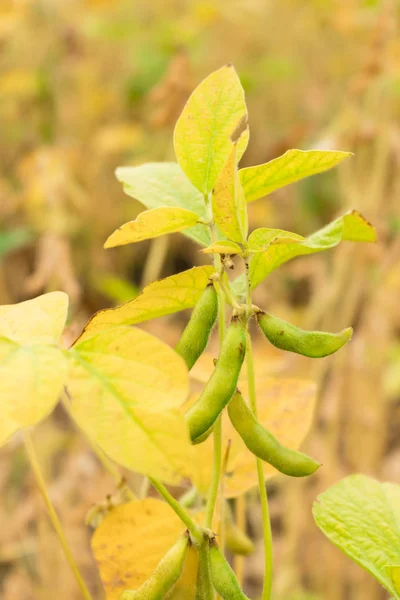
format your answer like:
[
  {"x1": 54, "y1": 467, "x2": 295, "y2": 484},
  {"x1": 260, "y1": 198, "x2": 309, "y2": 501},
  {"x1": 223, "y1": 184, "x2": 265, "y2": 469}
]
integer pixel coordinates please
[
  {"x1": 205, "y1": 415, "x2": 222, "y2": 529},
  {"x1": 179, "y1": 487, "x2": 198, "y2": 508},
  {"x1": 217, "y1": 276, "x2": 240, "y2": 310},
  {"x1": 148, "y1": 477, "x2": 203, "y2": 544},
  {"x1": 23, "y1": 431, "x2": 93, "y2": 600},
  {"x1": 244, "y1": 262, "x2": 273, "y2": 600}
]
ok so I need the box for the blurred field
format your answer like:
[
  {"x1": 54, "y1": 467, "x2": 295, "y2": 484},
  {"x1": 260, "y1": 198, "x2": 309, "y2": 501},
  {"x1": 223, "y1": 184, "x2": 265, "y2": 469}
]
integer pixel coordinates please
[{"x1": 1, "y1": 0, "x2": 400, "y2": 599}]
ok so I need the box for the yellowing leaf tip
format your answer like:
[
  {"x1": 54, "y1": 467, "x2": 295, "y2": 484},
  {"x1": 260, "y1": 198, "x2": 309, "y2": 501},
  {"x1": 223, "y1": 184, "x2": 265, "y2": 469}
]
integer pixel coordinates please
[{"x1": 344, "y1": 327, "x2": 353, "y2": 340}]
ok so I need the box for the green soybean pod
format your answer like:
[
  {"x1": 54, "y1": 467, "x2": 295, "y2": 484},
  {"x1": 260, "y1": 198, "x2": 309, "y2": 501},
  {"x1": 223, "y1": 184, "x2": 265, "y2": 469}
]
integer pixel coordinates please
[
  {"x1": 256, "y1": 311, "x2": 352, "y2": 358},
  {"x1": 225, "y1": 510, "x2": 254, "y2": 557},
  {"x1": 192, "y1": 423, "x2": 214, "y2": 445},
  {"x1": 185, "y1": 318, "x2": 246, "y2": 444},
  {"x1": 175, "y1": 283, "x2": 218, "y2": 370},
  {"x1": 208, "y1": 539, "x2": 250, "y2": 600},
  {"x1": 195, "y1": 540, "x2": 215, "y2": 600},
  {"x1": 228, "y1": 392, "x2": 321, "y2": 477},
  {"x1": 120, "y1": 534, "x2": 189, "y2": 600}
]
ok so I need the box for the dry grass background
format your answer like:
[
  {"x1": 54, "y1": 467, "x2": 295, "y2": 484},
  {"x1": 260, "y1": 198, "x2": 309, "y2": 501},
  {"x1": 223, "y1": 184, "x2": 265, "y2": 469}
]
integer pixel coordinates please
[{"x1": 1, "y1": 0, "x2": 400, "y2": 598}]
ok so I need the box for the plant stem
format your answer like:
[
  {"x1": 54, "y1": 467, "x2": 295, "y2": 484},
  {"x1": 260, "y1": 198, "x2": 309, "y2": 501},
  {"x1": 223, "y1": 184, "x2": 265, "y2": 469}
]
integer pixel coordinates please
[
  {"x1": 23, "y1": 431, "x2": 93, "y2": 600},
  {"x1": 179, "y1": 486, "x2": 198, "y2": 508},
  {"x1": 244, "y1": 261, "x2": 273, "y2": 600},
  {"x1": 141, "y1": 235, "x2": 168, "y2": 287},
  {"x1": 217, "y1": 276, "x2": 240, "y2": 310},
  {"x1": 140, "y1": 476, "x2": 151, "y2": 499},
  {"x1": 92, "y1": 442, "x2": 136, "y2": 501},
  {"x1": 205, "y1": 415, "x2": 222, "y2": 529},
  {"x1": 148, "y1": 477, "x2": 203, "y2": 544}
]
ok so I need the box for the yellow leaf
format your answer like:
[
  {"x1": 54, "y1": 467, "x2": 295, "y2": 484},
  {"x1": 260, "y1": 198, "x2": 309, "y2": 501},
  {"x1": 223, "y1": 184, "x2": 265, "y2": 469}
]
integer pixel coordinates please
[
  {"x1": 212, "y1": 144, "x2": 247, "y2": 243},
  {"x1": 0, "y1": 340, "x2": 68, "y2": 446},
  {"x1": 190, "y1": 378, "x2": 317, "y2": 497},
  {"x1": 0, "y1": 292, "x2": 69, "y2": 445},
  {"x1": 201, "y1": 241, "x2": 243, "y2": 255},
  {"x1": 239, "y1": 149, "x2": 352, "y2": 203},
  {"x1": 388, "y1": 565, "x2": 400, "y2": 596},
  {"x1": 0, "y1": 291, "x2": 69, "y2": 345},
  {"x1": 174, "y1": 64, "x2": 249, "y2": 194},
  {"x1": 91, "y1": 499, "x2": 191, "y2": 600},
  {"x1": 75, "y1": 266, "x2": 215, "y2": 344},
  {"x1": 115, "y1": 163, "x2": 210, "y2": 247},
  {"x1": 104, "y1": 207, "x2": 201, "y2": 248},
  {"x1": 342, "y1": 209, "x2": 376, "y2": 242},
  {"x1": 66, "y1": 326, "x2": 191, "y2": 483}
]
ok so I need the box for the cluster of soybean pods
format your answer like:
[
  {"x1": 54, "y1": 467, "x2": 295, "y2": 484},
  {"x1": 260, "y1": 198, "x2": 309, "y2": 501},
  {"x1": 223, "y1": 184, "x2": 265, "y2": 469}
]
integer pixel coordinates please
[{"x1": 121, "y1": 279, "x2": 351, "y2": 599}]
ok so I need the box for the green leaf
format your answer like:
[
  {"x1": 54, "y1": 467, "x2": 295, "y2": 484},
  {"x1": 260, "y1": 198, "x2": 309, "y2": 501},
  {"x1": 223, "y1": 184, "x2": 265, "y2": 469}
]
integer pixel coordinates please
[
  {"x1": 75, "y1": 266, "x2": 215, "y2": 344},
  {"x1": 174, "y1": 64, "x2": 249, "y2": 194},
  {"x1": 212, "y1": 144, "x2": 247, "y2": 243},
  {"x1": 0, "y1": 292, "x2": 69, "y2": 445},
  {"x1": 66, "y1": 326, "x2": 191, "y2": 484},
  {"x1": 313, "y1": 475, "x2": 400, "y2": 597},
  {"x1": 104, "y1": 207, "x2": 201, "y2": 248},
  {"x1": 116, "y1": 163, "x2": 210, "y2": 247},
  {"x1": 247, "y1": 228, "x2": 304, "y2": 253},
  {"x1": 239, "y1": 149, "x2": 352, "y2": 203},
  {"x1": 250, "y1": 210, "x2": 376, "y2": 288},
  {"x1": 230, "y1": 274, "x2": 246, "y2": 300}
]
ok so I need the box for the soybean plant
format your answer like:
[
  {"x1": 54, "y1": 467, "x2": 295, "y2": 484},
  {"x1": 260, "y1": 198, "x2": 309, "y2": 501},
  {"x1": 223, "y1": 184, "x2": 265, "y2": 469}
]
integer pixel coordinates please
[
  {"x1": 107, "y1": 65, "x2": 376, "y2": 599},
  {"x1": 0, "y1": 65, "x2": 376, "y2": 600}
]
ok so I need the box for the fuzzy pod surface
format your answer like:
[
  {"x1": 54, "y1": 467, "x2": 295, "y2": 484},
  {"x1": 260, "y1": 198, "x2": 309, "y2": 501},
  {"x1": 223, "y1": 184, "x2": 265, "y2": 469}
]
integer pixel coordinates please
[
  {"x1": 257, "y1": 311, "x2": 352, "y2": 358},
  {"x1": 175, "y1": 283, "x2": 218, "y2": 370},
  {"x1": 195, "y1": 541, "x2": 215, "y2": 600},
  {"x1": 209, "y1": 540, "x2": 250, "y2": 600},
  {"x1": 185, "y1": 318, "x2": 246, "y2": 443},
  {"x1": 228, "y1": 392, "x2": 321, "y2": 477}
]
